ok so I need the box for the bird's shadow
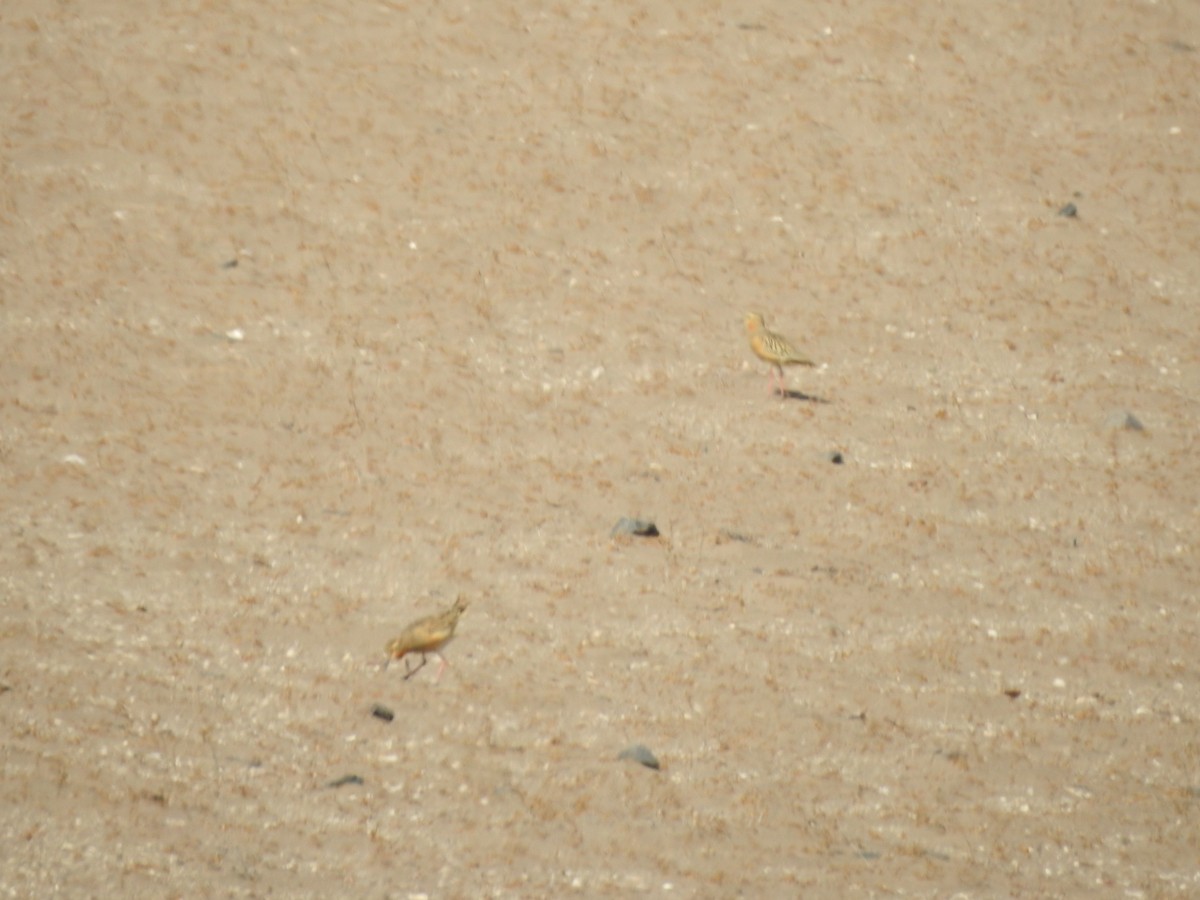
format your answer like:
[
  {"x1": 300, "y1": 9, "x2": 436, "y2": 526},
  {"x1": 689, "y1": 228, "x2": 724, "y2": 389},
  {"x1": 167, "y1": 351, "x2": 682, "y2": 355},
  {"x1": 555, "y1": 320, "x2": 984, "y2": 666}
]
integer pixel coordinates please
[{"x1": 781, "y1": 389, "x2": 830, "y2": 403}]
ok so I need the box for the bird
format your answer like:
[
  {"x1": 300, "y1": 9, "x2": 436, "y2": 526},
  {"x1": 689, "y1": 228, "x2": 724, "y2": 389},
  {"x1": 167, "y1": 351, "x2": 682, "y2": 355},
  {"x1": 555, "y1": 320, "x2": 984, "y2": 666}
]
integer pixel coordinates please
[
  {"x1": 383, "y1": 596, "x2": 468, "y2": 682},
  {"x1": 744, "y1": 311, "x2": 815, "y2": 398}
]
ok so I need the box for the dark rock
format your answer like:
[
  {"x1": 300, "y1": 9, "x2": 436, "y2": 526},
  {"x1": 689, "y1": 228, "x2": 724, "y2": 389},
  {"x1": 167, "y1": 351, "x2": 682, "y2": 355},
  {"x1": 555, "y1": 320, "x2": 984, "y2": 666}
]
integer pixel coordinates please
[
  {"x1": 371, "y1": 703, "x2": 395, "y2": 722},
  {"x1": 829, "y1": 451, "x2": 844, "y2": 465},
  {"x1": 1105, "y1": 410, "x2": 1144, "y2": 432},
  {"x1": 618, "y1": 744, "x2": 661, "y2": 770},
  {"x1": 327, "y1": 774, "x2": 364, "y2": 788},
  {"x1": 611, "y1": 517, "x2": 659, "y2": 538},
  {"x1": 1057, "y1": 202, "x2": 1078, "y2": 218}
]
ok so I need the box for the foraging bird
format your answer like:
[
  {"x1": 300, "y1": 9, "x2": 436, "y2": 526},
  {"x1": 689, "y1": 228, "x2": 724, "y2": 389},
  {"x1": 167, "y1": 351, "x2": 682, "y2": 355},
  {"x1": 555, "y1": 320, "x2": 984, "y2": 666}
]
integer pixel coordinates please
[
  {"x1": 384, "y1": 596, "x2": 468, "y2": 682},
  {"x1": 744, "y1": 312, "x2": 815, "y2": 398}
]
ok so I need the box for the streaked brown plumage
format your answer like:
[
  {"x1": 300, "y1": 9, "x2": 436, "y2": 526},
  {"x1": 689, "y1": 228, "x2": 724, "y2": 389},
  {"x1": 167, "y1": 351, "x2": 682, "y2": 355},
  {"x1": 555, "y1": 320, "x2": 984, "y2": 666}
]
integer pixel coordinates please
[
  {"x1": 744, "y1": 312, "x2": 815, "y2": 398},
  {"x1": 384, "y1": 596, "x2": 468, "y2": 682}
]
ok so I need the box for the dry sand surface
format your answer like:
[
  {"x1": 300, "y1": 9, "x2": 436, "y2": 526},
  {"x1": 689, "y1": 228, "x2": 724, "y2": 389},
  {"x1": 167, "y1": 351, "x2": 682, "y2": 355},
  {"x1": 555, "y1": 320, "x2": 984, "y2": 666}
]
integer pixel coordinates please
[{"x1": 3, "y1": 0, "x2": 1199, "y2": 896}]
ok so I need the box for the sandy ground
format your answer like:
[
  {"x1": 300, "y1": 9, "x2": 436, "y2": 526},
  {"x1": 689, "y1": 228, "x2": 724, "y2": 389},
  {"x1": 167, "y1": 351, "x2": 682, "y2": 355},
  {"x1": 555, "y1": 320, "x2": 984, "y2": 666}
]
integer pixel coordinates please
[{"x1": 2, "y1": 0, "x2": 1199, "y2": 896}]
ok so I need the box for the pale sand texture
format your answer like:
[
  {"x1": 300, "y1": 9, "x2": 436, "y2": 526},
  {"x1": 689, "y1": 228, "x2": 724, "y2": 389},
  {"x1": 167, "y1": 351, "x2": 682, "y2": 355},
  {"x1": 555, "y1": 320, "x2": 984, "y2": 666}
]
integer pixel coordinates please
[{"x1": 2, "y1": 1, "x2": 1199, "y2": 896}]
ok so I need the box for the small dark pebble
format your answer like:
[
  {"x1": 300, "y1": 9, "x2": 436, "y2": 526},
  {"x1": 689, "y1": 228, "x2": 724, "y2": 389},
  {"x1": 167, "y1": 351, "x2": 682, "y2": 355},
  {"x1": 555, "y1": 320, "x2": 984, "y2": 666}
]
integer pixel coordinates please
[
  {"x1": 371, "y1": 703, "x2": 395, "y2": 722},
  {"x1": 221, "y1": 258, "x2": 239, "y2": 269},
  {"x1": 618, "y1": 744, "x2": 661, "y2": 770},
  {"x1": 327, "y1": 774, "x2": 364, "y2": 788},
  {"x1": 829, "y1": 451, "x2": 844, "y2": 465},
  {"x1": 611, "y1": 517, "x2": 659, "y2": 538},
  {"x1": 1057, "y1": 202, "x2": 1078, "y2": 218},
  {"x1": 1004, "y1": 689, "x2": 1022, "y2": 700},
  {"x1": 1105, "y1": 410, "x2": 1145, "y2": 432}
]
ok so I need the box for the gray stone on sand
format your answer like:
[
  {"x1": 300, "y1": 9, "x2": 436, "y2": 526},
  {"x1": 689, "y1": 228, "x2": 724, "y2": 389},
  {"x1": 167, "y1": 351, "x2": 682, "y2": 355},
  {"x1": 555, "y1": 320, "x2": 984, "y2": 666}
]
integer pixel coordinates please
[
  {"x1": 618, "y1": 744, "x2": 661, "y2": 770},
  {"x1": 1105, "y1": 410, "x2": 1144, "y2": 432},
  {"x1": 611, "y1": 517, "x2": 659, "y2": 538}
]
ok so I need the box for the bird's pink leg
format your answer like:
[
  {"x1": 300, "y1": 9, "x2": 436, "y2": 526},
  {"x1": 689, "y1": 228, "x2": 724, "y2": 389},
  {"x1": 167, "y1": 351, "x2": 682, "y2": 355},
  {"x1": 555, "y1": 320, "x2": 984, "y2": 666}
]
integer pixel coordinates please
[{"x1": 433, "y1": 653, "x2": 449, "y2": 683}]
